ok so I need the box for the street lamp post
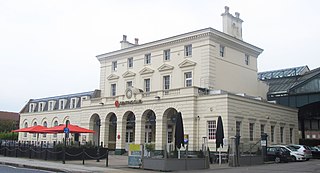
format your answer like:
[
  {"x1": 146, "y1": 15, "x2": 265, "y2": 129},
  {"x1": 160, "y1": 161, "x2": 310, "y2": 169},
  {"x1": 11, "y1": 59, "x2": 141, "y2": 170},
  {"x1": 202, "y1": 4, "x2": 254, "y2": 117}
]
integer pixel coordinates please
[{"x1": 96, "y1": 118, "x2": 101, "y2": 162}]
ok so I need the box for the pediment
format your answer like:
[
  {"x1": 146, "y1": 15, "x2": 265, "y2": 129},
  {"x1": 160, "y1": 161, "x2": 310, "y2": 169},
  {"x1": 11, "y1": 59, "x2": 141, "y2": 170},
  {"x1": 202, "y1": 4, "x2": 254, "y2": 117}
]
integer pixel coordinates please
[
  {"x1": 158, "y1": 64, "x2": 174, "y2": 72},
  {"x1": 122, "y1": 71, "x2": 136, "y2": 78},
  {"x1": 107, "y1": 74, "x2": 120, "y2": 80},
  {"x1": 178, "y1": 59, "x2": 197, "y2": 68},
  {"x1": 139, "y1": 67, "x2": 154, "y2": 75}
]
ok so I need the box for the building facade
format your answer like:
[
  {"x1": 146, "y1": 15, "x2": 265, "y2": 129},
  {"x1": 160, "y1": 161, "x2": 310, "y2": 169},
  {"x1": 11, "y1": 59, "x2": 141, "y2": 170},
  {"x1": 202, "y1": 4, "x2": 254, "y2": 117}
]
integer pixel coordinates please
[
  {"x1": 19, "y1": 7, "x2": 298, "y2": 154},
  {"x1": 259, "y1": 66, "x2": 320, "y2": 143}
]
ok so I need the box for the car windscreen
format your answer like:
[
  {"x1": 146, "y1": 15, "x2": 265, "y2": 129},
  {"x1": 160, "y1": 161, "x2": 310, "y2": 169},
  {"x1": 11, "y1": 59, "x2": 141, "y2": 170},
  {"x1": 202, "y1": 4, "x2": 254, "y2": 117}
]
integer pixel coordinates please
[{"x1": 287, "y1": 146, "x2": 299, "y2": 151}]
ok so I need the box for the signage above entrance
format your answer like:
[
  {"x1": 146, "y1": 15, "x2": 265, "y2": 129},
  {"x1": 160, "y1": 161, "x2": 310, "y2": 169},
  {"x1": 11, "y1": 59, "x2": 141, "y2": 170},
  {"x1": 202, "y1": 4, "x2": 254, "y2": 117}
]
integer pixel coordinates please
[{"x1": 114, "y1": 100, "x2": 143, "y2": 107}]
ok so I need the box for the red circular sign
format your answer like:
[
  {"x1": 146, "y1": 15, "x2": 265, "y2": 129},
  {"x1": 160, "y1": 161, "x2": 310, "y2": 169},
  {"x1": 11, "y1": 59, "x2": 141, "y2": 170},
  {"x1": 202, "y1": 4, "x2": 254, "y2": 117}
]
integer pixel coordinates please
[
  {"x1": 117, "y1": 134, "x2": 120, "y2": 139},
  {"x1": 115, "y1": 100, "x2": 120, "y2": 108}
]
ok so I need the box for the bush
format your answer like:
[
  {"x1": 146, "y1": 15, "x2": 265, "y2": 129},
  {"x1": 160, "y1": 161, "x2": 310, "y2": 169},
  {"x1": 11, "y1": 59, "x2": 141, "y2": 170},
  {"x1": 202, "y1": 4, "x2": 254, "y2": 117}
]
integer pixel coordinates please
[
  {"x1": 0, "y1": 132, "x2": 18, "y2": 140},
  {"x1": 145, "y1": 144, "x2": 155, "y2": 152}
]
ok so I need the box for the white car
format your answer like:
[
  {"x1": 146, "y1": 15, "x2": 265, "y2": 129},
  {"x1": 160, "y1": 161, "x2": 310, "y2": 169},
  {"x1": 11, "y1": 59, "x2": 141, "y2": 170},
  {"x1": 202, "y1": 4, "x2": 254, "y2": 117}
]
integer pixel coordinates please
[
  {"x1": 286, "y1": 144, "x2": 312, "y2": 161},
  {"x1": 272, "y1": 145, "x2": 306, "y2": 161}
]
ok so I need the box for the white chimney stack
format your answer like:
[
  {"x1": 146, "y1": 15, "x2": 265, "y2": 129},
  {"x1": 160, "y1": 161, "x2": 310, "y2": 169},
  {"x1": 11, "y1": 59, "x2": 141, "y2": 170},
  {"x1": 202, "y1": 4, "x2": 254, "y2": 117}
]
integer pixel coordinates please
[{"x1": 221, "y1": 6, "x2": 243, "y2": 40}]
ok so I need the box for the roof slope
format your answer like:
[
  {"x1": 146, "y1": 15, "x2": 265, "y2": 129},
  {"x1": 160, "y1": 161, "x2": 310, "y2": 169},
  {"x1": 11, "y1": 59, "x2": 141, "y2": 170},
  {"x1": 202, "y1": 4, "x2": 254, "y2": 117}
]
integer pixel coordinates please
[
  {"x1": 0, "y1": 111, "x2": 19, "y2": 121},
  {"x1": 261, "y1": 66, "x2": 320, "y2": 95}
]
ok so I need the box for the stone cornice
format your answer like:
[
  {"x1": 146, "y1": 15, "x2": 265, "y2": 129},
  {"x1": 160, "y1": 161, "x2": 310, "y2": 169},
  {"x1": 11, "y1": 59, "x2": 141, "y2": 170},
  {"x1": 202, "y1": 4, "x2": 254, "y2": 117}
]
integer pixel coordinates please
[{"x1": 96, "y1": 27, "x2": 263, "y2": 61}]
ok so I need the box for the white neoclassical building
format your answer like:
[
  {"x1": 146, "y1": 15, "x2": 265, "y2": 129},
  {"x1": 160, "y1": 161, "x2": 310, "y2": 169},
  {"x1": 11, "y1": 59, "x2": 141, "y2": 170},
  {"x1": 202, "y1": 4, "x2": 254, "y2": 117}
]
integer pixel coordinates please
[{"x1": 19, "y1": 7, "x2": 298, "y2": 154}]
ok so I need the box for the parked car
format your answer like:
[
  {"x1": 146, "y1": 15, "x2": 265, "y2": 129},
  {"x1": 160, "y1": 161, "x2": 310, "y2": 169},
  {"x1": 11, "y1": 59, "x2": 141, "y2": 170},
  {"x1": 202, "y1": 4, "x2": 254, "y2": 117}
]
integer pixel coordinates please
[
  {"x1": 272, "y1": 145, "x2": 306, "y2": 161},
  {"x1": 310, "y1": 146, "x2": 320, "y2": 159},
  {"x1": 267, "y1": 146, "x2": 291, "y2": 163},
  {"x1": 287, "y1": 144, "x2": 312, "y2": 161}
]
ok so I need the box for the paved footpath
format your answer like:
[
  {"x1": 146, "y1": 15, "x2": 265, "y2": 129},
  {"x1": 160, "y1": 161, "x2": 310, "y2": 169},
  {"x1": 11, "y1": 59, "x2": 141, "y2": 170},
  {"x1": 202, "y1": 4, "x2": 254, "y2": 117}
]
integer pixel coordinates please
[
  {"x1": 1, "y1": 155, "x2": 319, "y2": 173},
  {"x1": 0, "y1": 155, "x2": 229, "y2": 173}
]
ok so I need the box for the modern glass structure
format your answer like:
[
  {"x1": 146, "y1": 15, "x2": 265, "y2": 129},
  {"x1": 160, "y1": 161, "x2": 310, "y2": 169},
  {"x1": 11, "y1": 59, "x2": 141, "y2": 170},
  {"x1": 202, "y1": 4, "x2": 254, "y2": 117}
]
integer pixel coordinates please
[{"x1": 259, "y1": 66, "x2": 320, "y2": 143}]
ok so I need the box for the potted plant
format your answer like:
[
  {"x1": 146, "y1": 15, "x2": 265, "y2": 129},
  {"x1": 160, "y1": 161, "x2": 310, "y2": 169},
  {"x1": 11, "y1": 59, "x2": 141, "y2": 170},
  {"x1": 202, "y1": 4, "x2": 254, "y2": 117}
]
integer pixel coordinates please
[{"x1": 145, "y1": 144, "x2": 155, "y2": 157}]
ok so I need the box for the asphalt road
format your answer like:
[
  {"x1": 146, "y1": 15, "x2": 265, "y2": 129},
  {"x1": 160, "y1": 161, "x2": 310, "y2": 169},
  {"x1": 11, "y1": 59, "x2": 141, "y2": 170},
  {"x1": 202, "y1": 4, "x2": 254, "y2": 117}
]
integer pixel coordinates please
[
  {"x1": 179, "y1": 159, "x2": 320, "y2": 173},
  {"x1": 0, "y1": 165, "x2": 58, "y2": 173}
]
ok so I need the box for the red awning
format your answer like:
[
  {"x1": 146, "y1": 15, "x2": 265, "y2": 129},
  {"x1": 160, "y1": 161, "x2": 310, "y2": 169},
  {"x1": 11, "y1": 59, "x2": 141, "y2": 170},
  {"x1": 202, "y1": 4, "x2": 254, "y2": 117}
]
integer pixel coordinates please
[
  {"x1": 12, "y1": 125, "x2": 49, "y2": 133},
  {"x1": 43, "y1": 124, "x2": 95, "y2": 134}
]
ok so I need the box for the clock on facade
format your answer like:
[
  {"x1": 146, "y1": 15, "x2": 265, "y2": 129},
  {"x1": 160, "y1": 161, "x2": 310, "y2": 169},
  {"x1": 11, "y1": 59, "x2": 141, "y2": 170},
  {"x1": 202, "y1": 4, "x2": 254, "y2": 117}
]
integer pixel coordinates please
[{"x1": 126, "y1": 88, "x2": 133, "y2": 99}]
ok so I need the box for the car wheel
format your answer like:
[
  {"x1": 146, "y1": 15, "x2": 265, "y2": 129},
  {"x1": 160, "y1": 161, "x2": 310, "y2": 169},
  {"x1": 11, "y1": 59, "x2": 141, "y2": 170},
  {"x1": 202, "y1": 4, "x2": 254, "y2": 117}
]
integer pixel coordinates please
[
  {"x1": 275, "y1": 157, "x2": 281, "y2": 163},
  {"x1": 306, "y1": 158, "x2": 309, "y2": 161},
  {"x1": 291, "y1": 156, "x2": 296, "y2": 162}
]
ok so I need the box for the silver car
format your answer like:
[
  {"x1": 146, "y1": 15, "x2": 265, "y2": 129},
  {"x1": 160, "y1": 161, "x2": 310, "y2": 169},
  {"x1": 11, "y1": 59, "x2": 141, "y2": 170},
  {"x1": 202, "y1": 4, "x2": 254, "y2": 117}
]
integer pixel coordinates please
[{"x1": 287, "y1": 144, "x2": 312, "y2": 161}]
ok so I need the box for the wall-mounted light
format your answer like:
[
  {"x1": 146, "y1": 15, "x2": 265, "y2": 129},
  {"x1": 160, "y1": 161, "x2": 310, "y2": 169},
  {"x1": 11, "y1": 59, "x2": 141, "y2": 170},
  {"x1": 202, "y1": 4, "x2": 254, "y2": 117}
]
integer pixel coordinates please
[{"x1": 155, "y1": 96, "x2": 160, "y2": 100}]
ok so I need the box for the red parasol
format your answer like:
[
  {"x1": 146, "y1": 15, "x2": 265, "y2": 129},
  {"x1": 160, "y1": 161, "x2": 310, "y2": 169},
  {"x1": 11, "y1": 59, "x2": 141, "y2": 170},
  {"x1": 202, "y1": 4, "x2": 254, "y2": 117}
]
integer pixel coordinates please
[
  {"x1": 43, "y1": 124, "x2": 95, "y2": 134},
  {"x1": 12, "y1": 125, "x2": 49, "y2": 133}
]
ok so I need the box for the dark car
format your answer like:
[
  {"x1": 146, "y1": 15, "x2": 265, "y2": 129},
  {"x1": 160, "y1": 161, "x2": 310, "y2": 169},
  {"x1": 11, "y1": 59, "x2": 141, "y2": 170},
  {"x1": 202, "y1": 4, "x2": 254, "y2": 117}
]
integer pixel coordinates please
[
  {"x1": 310, "y1": 146, "x2": 320, "y2": 159},
  {"x1": 267, "y1": 146, "x2": 291, "y2": 163}
]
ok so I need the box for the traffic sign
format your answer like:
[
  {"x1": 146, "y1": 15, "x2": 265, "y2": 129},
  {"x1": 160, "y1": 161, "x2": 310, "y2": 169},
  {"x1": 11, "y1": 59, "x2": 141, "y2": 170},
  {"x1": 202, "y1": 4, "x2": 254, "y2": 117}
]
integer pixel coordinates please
[{"x1": 64, "y1": 127, "x2": 70, "y2": 134}]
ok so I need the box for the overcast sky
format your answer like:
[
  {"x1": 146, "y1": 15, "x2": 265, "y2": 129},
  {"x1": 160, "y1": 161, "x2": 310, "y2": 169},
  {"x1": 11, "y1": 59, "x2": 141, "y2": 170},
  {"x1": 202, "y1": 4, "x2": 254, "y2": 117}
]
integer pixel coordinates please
[{"x1": 1, "y1": 0, "x2": 319, "y2": 112}]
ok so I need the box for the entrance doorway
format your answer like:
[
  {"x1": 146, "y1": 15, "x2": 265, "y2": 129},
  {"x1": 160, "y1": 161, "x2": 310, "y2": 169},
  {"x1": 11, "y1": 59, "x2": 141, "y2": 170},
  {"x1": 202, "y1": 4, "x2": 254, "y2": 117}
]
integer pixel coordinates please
[
  {"x1": 108, "y1": 113, "x2": 117, "y2": 150},
  {"x1": 164, "y1": 108, "x2": 178, "y2": 152},
  {"x1": 125, "y1": 112, "x2": 135, "y2": 151}
]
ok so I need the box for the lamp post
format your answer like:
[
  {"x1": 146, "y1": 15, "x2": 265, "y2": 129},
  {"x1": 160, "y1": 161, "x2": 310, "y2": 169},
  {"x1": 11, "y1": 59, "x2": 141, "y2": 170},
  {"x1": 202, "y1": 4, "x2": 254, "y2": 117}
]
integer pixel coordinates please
[{"x1": 96, "y1": 118, "x2": 101, "y2": 162}]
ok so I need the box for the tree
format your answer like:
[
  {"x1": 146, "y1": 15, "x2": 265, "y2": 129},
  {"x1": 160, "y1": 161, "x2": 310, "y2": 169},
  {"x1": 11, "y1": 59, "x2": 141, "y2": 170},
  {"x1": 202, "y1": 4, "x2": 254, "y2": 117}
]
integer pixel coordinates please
[{"x1": 0, "y1": 120, "x2": 17, "y2": 132}]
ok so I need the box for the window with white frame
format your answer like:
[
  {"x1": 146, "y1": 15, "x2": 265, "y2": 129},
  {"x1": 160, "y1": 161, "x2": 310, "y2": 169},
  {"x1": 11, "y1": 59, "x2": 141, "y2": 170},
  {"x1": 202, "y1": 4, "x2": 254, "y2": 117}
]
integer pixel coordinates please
[
  {"x1": 144, "y1": 78, "x2": 150, "y2": 93},
  {"x1": 163, "y1": 75, "x2": 170, "y2": 90},
  {"x1": 280, "y1": 126, "x2": 284, "y2": 143},
  {"x1": 59, "y1": 100, "x2": 65, "y2": 110},
  {"x1": 249, "y1": 123, "x2": 254, "y2": 141},
  {"x1": 24, "y1": 122, "x2": 28, "y2": 137},
  {"x1": 43, "y1": 121, "x2": 47, "y2": 138},
  {"x1": 245, "y1": 54, "x2": 249, "y2": 65},
  {"x1": 70, "y1": 98, "x2": 77, "y2": 109},
  {"x1": 289, "y1": 128, "x2": 293, "y2": 143},
  {"x1": 127, "y1": 57, "x2": 133, "y2": 68},
  {"x1": 126, "y1": 81, "x2": 133, "y2": 88},
  {"x1": 111, "y1": 83, "x2": 116, "y2": 96},
  {"x1": 53, "y1": 121, "x2": 58, "y2": 138},
  {"x1": 184, "y1": 45, "x2": 192, "y2": 57},
  {"x1": 145, "y1": 53, "x2": 151, "y2": 64},
  {"x1": 207, "y1": 120, "x2": 216, "y2": 140},
  {"x1": 271, "y1": 125, "x2": 275, "y2": 142},
  {"x1": 38, "y1": 102, "x2": 44, "y2": 112},
  {"x1": 81, "y1": 96, "x2": 88, "y2": 107},
  {"x1": 48, "y1": 101, "x2": 55, "y2": 111},
  {"x1": 29, "y1": 103, "x2": 35, "y2": 112},
  {"x1": 163, "y1": 49, "x2": 170, "y2": 61},
  {"x1": 112, "y1": 61, "x2": 117, "y2": 71},
  {"x1": 236, "y1": 121, "x2": 241, "y2": 136},
  {"x1": 184, "y1": 72, "x2": 192, "y2": 87},
  {"x1": 220, "y1": 45, "x2": 225, "y2": 57}
]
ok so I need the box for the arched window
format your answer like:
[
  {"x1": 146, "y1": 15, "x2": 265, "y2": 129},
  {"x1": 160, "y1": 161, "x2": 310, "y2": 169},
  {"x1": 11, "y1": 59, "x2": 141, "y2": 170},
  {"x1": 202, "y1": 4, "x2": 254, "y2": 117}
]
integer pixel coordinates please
[
  {"x1": 53, "y1": 121, "x2": 58, "y2": 138},
  {"x1": 43, "y1": 121, "x2": 47, "y2": 138},
  {"x1": 24, "y1": 122, "x2": 28, "y2": 137},
  {"x1": 33, "y1": 122, "x2": 37, "y2": 137}
]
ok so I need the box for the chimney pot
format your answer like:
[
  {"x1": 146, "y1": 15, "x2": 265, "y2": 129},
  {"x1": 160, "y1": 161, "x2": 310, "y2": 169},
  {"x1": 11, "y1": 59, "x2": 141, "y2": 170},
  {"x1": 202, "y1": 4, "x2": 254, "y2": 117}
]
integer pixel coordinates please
[
  {"x1": 235, "y1": 12, "x2": 240, "y2": 18},
  {"x1": 225, "y1": 6, "x2": 229, "y2": 13},
  {"x1": 135, "y1": 38, "x2": 139, "y2": 45},
  {"x1": 123, "y1": 35, "x2": 127, "y2": 41}
]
